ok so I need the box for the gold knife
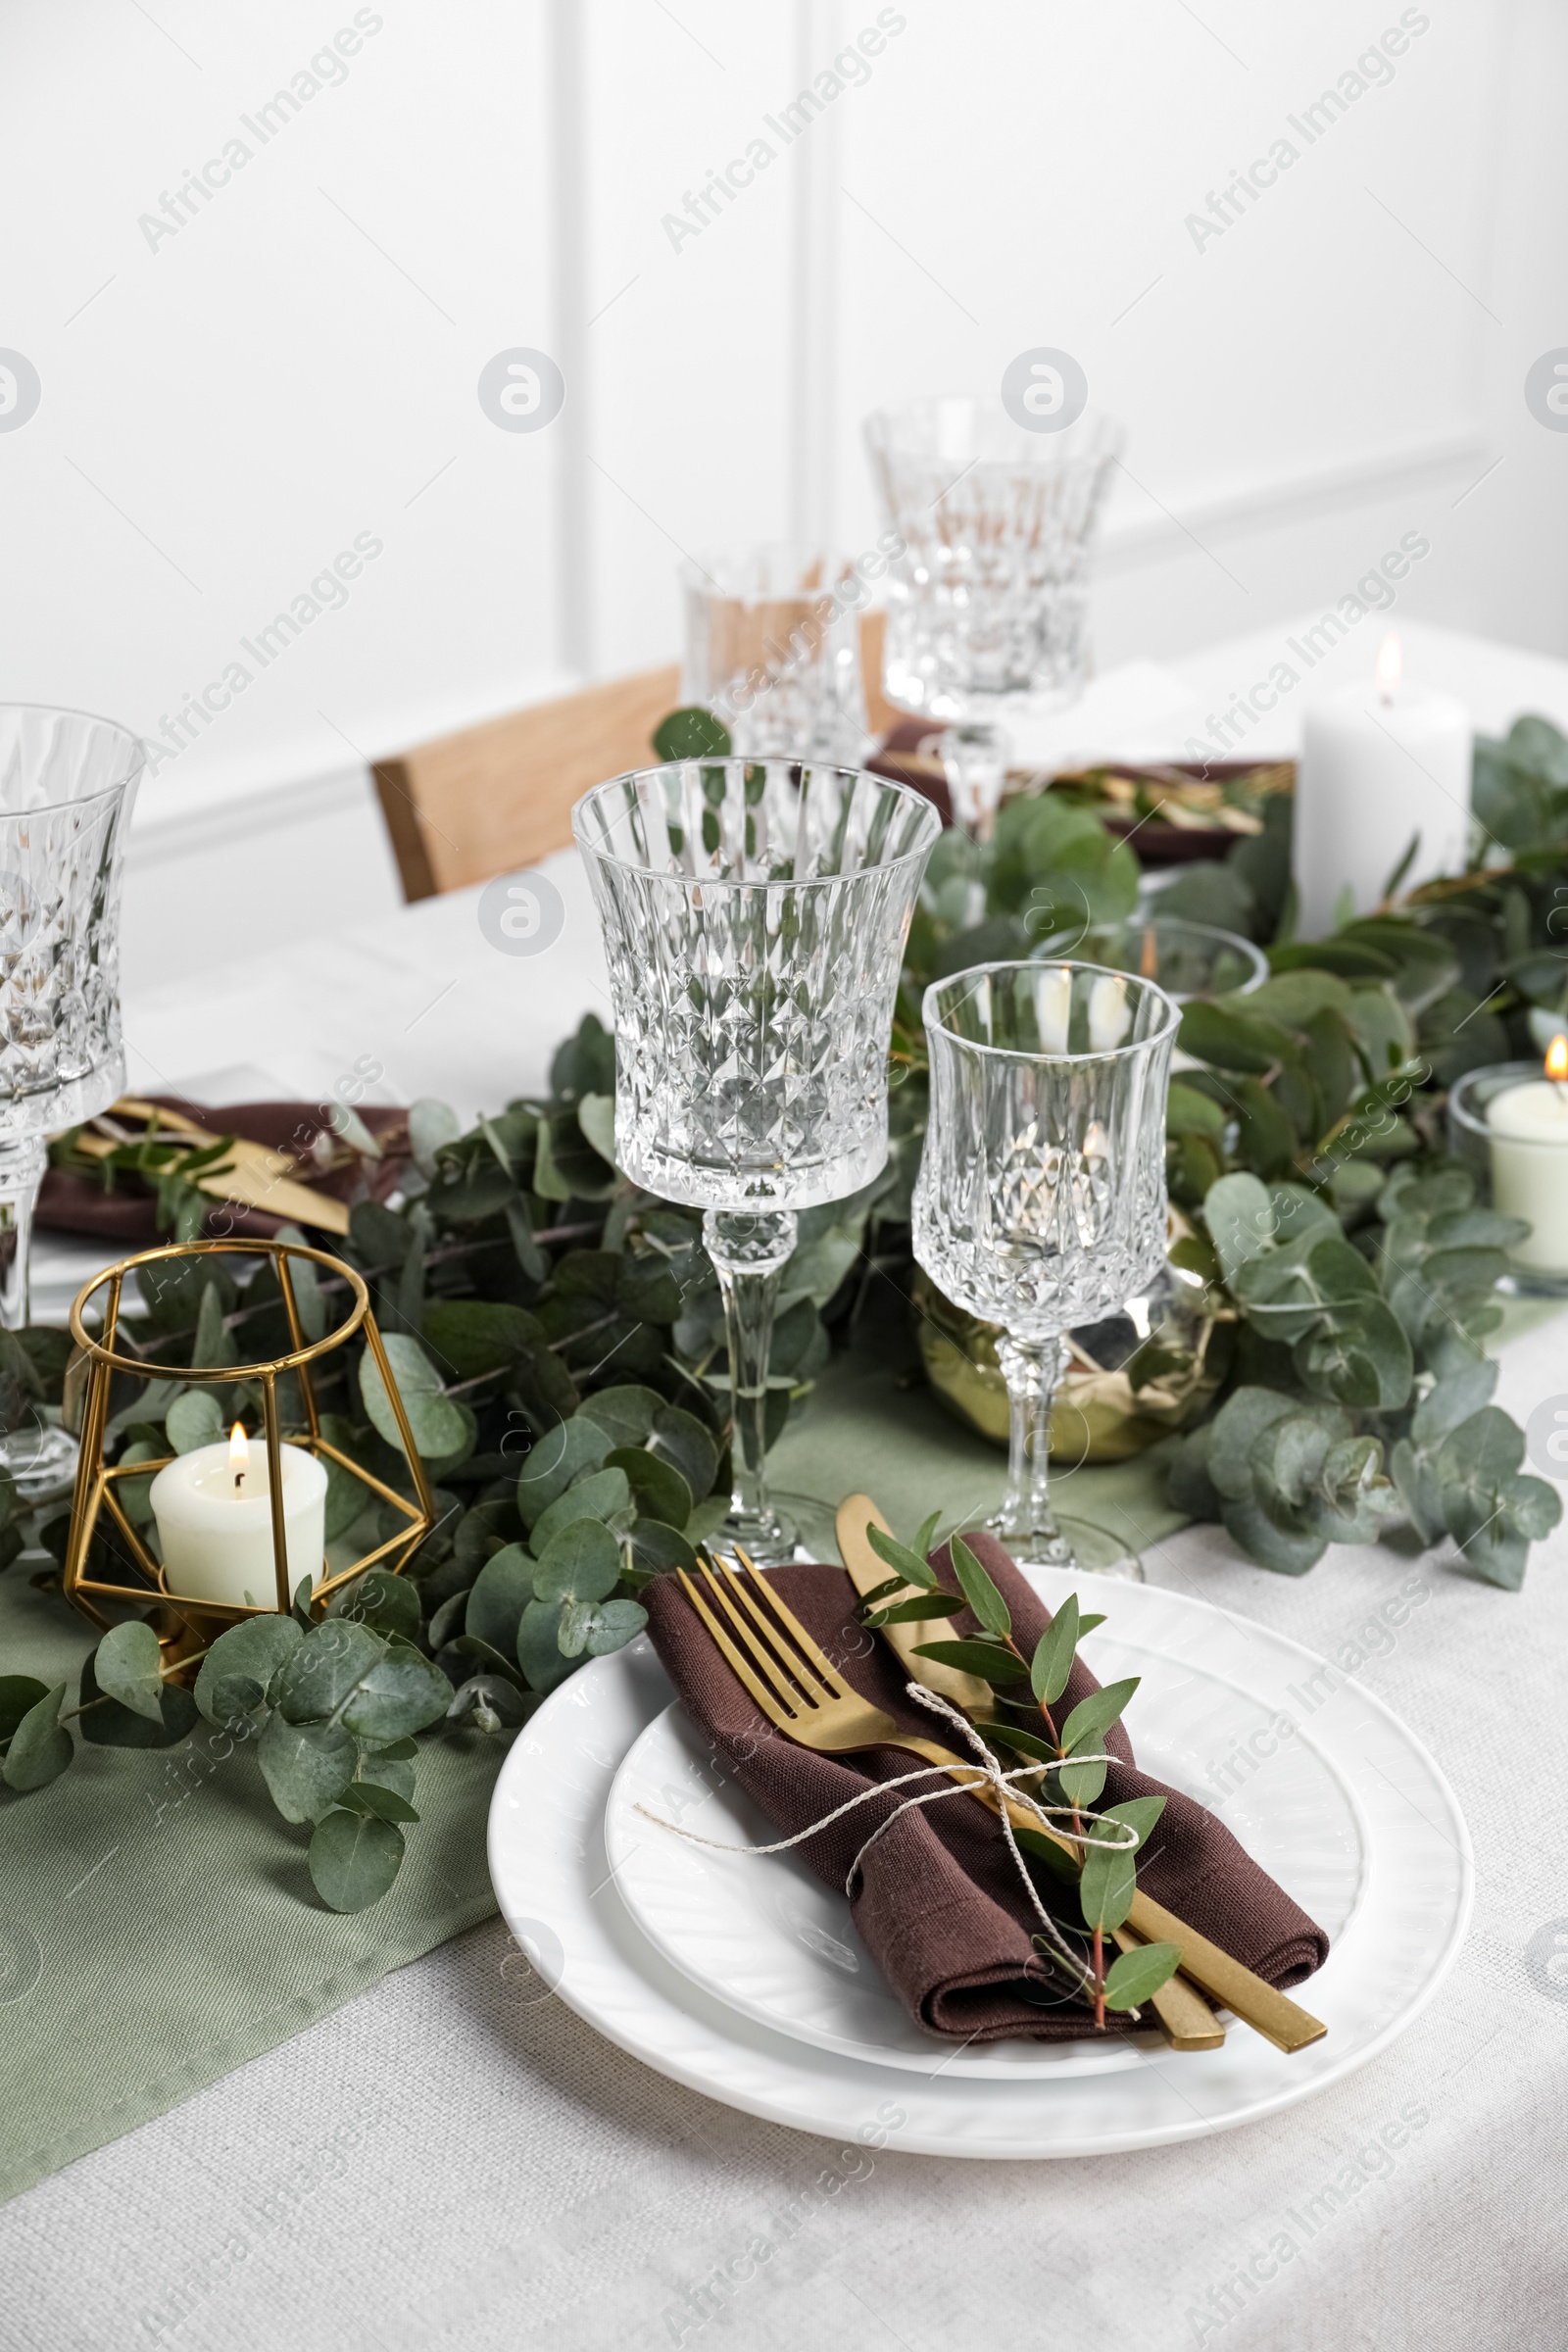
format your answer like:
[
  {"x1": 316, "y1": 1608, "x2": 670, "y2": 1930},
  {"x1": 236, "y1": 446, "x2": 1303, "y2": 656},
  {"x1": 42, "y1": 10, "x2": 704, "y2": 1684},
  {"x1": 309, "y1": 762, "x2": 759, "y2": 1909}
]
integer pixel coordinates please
[{"x1": 837, "y1": 1494, "x2": 1231, "y2": 2052}]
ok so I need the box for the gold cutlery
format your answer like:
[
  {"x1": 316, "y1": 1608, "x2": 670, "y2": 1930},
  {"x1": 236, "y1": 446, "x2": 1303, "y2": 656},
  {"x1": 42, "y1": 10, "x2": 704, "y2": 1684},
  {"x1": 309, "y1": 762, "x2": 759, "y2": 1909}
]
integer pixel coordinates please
[
  {"x1": 836, "y1": 1494, "x2": 1224, "y2": 2052},
  {"x1": 74, "y1": 1099, "x2": 351, "y2": 1237},
  {"x1": 682, "y1": 1547, "x2": 1325, "y2": 2055}
]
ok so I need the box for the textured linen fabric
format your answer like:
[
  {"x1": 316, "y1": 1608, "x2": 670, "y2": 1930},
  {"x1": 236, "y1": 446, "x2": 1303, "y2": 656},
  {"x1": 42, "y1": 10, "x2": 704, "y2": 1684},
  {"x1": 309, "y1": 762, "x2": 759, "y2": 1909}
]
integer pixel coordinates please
[
  {"x1": 643, "y1": 1537, "x2": 1326, "y2": 2039},
  {"x1": 0, "y1": 1309, "x2": 1563, "y2": 2350}
]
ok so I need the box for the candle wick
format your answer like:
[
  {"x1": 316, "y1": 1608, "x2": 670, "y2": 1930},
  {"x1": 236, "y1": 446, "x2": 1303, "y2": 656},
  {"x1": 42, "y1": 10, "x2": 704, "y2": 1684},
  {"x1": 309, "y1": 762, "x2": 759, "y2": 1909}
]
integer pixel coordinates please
[{"x1": 234, "y1": 1472, "x2": 243, "y2": 1492}]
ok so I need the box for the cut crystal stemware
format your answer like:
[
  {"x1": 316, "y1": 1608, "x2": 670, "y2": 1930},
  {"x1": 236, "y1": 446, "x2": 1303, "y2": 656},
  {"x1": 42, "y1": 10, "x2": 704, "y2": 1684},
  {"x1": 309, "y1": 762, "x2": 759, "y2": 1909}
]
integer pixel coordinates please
[
  {"x1": 913, "y1": 958, "x2": 1178, "y2": 1573},
  {"x1": 0, "y1": 705, "x2": 144, "y2": 1499},
  {"x1": 574, "y1": 757, "x2": 939, "y2": 1563},
  {"x1": 863, "y1": 398, "x2": 1124, "y2": 841}
]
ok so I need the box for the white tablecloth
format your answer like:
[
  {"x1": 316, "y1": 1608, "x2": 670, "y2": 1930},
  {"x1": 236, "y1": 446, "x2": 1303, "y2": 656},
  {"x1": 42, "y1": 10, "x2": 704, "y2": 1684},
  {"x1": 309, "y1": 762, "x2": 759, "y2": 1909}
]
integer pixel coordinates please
[
  {"x1": 8, "y1": 622, "x2": 1568, "y2": 2348},
  {"x1": 4, "y1": 1299, "x2": 1564, "y2": 2351}
]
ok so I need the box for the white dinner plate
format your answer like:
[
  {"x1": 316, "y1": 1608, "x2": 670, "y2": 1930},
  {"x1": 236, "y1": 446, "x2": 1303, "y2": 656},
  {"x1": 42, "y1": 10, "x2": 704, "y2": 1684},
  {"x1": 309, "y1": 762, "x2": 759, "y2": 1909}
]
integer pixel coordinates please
[{"x1": 487, "y1": 1570, "x2": 1472, "y2": 2158}]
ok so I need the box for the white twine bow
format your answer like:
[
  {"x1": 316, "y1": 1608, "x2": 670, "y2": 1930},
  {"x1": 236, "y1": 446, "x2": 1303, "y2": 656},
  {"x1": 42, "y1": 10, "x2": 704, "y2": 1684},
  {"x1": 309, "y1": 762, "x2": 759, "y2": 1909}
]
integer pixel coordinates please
[{"x1": 634, "y1": 1681, "x2": 1141, "y2": 2005}]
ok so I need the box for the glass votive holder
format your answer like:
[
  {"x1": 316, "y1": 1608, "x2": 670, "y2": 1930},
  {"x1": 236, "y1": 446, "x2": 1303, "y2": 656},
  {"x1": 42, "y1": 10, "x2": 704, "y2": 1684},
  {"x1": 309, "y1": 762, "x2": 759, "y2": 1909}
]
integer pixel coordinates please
[
  {"x1": 1448, "y1": 1060, "x2": 1568, "y2": 1296},
  {"x1": 1034, "y1": 914, "x2": 1268, "y2": 1004}
]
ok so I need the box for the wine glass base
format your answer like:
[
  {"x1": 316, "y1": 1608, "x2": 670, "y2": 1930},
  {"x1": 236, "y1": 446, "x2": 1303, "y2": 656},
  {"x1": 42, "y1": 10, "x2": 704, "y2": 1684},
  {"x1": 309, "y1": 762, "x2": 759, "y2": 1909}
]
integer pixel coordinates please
[
  {"x1": 987, "y1": 1510, "x2": 1146, "y2": 1583},
  {"x1": 0, "y1": 1422, "x2": 80, "y2": 1507},
  {"x1": 715, "y1": 1492, "x2": 842, "y2": 1570}
]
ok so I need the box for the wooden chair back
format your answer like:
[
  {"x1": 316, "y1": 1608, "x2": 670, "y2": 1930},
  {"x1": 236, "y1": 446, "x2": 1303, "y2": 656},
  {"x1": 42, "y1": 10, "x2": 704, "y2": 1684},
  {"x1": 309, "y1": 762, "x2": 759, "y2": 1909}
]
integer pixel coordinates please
[{"x1": 372, "y1": 612, "x2": 905, "y2": 902}]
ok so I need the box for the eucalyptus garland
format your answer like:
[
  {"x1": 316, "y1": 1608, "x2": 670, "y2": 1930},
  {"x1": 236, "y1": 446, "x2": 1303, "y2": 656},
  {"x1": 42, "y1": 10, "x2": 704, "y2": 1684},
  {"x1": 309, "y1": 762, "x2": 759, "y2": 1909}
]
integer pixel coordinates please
[{"x1": 3, "y1": 710, "x2": 1566, "y2": 1912}]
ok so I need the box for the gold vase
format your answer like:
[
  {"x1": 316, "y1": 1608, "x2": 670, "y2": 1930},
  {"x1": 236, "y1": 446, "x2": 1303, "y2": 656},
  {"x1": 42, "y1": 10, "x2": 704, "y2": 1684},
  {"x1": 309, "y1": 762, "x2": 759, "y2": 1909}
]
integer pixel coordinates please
[{"x1": 912, "y1": 1244, "x2": 1226, "y2": 1462}]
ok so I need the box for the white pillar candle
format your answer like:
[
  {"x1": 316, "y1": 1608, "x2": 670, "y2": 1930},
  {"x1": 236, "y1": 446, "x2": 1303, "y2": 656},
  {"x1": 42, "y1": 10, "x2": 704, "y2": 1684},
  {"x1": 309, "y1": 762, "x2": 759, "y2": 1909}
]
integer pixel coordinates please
[
  {"x1": 1487, "y1": 1045, "x2": 1568, "y2": 1273},
  {"x1": 150, "y1": 1423, "x2": 328, "y2": 1608},
  {"x1": 1294, "y1": 635, "x2": 1470, "y2": 939}
]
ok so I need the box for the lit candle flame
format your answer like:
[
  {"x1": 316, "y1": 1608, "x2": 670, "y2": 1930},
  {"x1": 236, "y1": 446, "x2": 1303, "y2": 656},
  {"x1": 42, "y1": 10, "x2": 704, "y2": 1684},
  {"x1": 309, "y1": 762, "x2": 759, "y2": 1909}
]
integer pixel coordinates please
[
  {"x1": 1546, "y1": 1035, "x2": 1568, "y2": 1085},
  {"x1": 229, "y1": 1421, "x2": 249, "y2": 1492},
  {"x1": 1375, "y1": 632, "x2": 1402, "y2": 705}
]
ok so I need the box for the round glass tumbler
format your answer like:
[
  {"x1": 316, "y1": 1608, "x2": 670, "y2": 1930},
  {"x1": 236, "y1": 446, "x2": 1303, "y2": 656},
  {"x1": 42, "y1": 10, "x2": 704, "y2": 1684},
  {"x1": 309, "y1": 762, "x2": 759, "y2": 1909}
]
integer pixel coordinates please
[
  {"x1": 912, "y1": 959, "x2": 1179, "y2": 1572},
  {"x1": 0, "y1": 706, "x2": 144, "y2": 1499},
  {"x1": 573, "y1": 758, "x2": 941, "y2": 1564}
]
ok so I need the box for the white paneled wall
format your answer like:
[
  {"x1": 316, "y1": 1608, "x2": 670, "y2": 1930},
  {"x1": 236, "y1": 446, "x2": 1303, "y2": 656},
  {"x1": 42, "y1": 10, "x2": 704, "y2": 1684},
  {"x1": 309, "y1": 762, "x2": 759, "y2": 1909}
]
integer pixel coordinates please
[{"x1": 1, "y1": 0, "x2": 1563, "y2": 998}]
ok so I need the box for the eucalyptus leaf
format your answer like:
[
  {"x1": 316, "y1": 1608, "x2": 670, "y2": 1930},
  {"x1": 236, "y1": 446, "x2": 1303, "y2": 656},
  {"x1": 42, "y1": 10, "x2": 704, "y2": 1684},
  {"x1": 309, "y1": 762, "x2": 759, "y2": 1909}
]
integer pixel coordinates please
[
  {"x1": 335, "y1": 1779, "x2": 419, "y2": 1825},
  {"x1": 532, "y1": 1518, "x2": 621, "y2": 1605},
  {"x1": 0, "y1": 1682, "x2": 72, "y2": 1790},
  {"x1": 1059, "y1": 1678, "x2": 1140, "y2": 1751},
  {"x1": 466, "y1": 1544, "x2": 536, "y2": 1656},
  {"x1": 606, "y1": 1446, "x2": 691, "y2": 1530},
  {"x1": 578, "y1": 1385, "x2": 662, "y2": 1448},
  {"x1": 912, "y1": 1639, "x2": 1029, "y2": 1683},
  {"x1": 516, "y1": 1596, "x2": 575, "y2": 1693},
  {"x1": 866, "y1": 1523, "x2": 938, "y2": 1592},
  {"x1": 0, "y1": 1675, "x2": 49, "y2": 1741},
  {"x1": 359, "y1": 1334, "x2": 470, "y2": 1462},
  {"x1": 1031, "y1": 1594, "x2": 1081, "y2": 1708},
  {"x1": 446, "y1": 1673, "x2": 532, "y2": 1729},
  {"x1": 92, "y1": 1619, "x2": 166, "y2": 1724},
  {"x1": 329, "y1": 1566, "x2": 421, "y2": 1640},
  {"x1": 194, "y1": 1614, "x2": 303, "y2": 1725},
  {"x1": 165, "y1": 1388, "x2": 225, "y2": 1455},
  {"x1": 558, "y1": 1594, "x2": 649, "y2": 1659},
  {"x1": 1102, "y1": 1940, "x2": 1182, "y2": 2012},
  {"x1": 308, "y1": 1807, "x2": 404, "y2": 1912},
  {"x1": 515, "y1": 1416, "x2": 612, "y2": 1525},
  {"x1": 1077, "y1": 1830, "x2": 1137, "y2": 1934},
  {"x1": 257, "y1": 1712, "x2": 357, "y2": 1824},
  {"x1": 335, "y1": 1637, "x2": 455, "y2": 1741},
  {"x1": 948, "y1": 1535, "x2": 1010, "y2": 1637},
  {"x1": 409, "y1": 1097, "x2": 461, "y2": 1179},
  {"x1": 648, "y1": 1403, "x2": 719, "y2": 1502},
  {"x1": 527, "y1": 1466, "x2": 631, "y2": 1557}
]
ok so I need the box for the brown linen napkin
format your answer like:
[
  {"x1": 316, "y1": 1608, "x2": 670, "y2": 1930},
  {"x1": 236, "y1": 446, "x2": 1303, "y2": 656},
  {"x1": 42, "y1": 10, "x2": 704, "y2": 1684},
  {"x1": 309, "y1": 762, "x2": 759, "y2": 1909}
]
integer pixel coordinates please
[
  {"x1": 643, "y1": 1532, "x2": 1329, "y2": 2042},
  {"x1": 38, "y1": 1099, "x2": 410, "y2": 1246}
]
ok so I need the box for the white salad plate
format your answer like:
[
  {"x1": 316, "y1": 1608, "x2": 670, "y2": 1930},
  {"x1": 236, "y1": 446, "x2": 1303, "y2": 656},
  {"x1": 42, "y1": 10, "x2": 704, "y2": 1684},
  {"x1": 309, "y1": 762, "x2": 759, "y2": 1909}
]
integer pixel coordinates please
[{"x1": 487, "y1": 1569, "x2": 1472, "y2": 2158}]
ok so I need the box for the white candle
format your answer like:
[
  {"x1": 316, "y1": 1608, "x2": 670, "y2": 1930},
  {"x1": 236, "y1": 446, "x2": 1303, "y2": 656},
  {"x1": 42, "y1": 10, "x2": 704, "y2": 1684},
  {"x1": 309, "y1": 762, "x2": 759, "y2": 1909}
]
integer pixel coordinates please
[
  {"x1": 150, "y1": 1423, "x2": 328, "y2": 1608},
  {"x1": 1487, "y1": 1044, "x2": 1568, "y2": 1273},
  {"x1": 1294, "y1": 634, "x2": 1470, "y2": 939},
  {"x1": 1088, "y1": 972, "x2": 1131, "y2": 1052},
  {"x1": 1035, "y1": 964, "x2": 1072, "y2": 1053}
]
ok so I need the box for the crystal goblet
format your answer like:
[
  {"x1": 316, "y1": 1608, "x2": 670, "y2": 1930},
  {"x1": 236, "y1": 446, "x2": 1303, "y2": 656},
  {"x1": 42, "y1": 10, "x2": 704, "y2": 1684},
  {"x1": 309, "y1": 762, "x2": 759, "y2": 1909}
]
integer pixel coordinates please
[
  {"x1": 863, "y1": 397, "x2": 1124, "y2": 840},
  {"x1": 574, "y1": 758, "x2": 940, "y2": 1565},
  {"x1": 913, "y1": 958, "x2": 1179, "y2": 1573},
  {"x1": 0, "y1": 705, "x2": 144, "y2": 1498},
  {"x1": 681, "y1": 544, "x2": 870, "y2": 763}
]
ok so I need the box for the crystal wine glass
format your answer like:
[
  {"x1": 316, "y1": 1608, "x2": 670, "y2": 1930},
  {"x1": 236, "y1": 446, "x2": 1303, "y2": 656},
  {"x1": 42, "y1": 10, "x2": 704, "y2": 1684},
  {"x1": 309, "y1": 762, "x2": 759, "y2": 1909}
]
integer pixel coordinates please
[
  {"x1": 863, "y1": 397, "x2": 1124, "y2": 839},
  {"x1": 680, "y1": 544, "x2": 869, "y2": 763},
  {"x1": 574, "y1": 757, "x2": 940, "y2": 1564},
  {"x1": 913, "y1": 958, "x2": 1178, "y2": 1572},
  {"x1": 0, "y1": 705, "x2": 144, "y2": 1498}
]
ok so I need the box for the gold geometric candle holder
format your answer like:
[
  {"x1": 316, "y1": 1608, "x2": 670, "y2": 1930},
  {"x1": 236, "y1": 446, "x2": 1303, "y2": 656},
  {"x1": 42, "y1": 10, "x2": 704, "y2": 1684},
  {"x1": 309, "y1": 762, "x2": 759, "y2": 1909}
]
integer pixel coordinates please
[{"x1": 62, "y1": 1237, "x2": 434, "y2": 1672}]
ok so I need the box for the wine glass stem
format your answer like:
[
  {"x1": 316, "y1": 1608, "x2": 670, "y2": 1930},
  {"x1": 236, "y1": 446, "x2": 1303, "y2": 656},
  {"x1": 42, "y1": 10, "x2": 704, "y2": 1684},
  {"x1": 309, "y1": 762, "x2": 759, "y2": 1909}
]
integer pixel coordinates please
[
  {"x1": 942, "y1": 720, "x2": 1011, "y2": 843},
  {"x1": 0, "y1": 1135, "x2": 46, "y2": 1329},
  {"x1": 995, "y1": 1333, "x2": 1068, "y2": 1562},
  {"x1": 703, "y1": 1208, "x2": 798, "y2": 1550}
]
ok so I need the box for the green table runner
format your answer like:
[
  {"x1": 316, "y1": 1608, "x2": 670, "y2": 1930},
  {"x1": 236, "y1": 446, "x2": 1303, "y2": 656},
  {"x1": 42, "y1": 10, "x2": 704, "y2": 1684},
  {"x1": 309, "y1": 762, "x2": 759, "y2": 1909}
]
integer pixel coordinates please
[{"x1": 0, "y1": 1347, "x2": 1184, "y2": 2205}]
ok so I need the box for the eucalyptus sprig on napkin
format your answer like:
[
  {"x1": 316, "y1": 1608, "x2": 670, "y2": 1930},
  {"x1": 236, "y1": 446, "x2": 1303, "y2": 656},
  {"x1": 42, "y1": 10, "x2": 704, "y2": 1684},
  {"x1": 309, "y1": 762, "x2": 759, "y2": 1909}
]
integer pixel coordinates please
[{"x1": 859, "y1": 1522, "x2": 1180, "y2": 2026}]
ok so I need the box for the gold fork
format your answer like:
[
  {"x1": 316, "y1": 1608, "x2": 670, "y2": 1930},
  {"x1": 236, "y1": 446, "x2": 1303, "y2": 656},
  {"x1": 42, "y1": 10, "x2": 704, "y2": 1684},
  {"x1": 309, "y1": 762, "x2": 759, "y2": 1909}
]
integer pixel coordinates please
[{"x1": 678, "y1": 1553, "x2": 1326, "y2": 2055}]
